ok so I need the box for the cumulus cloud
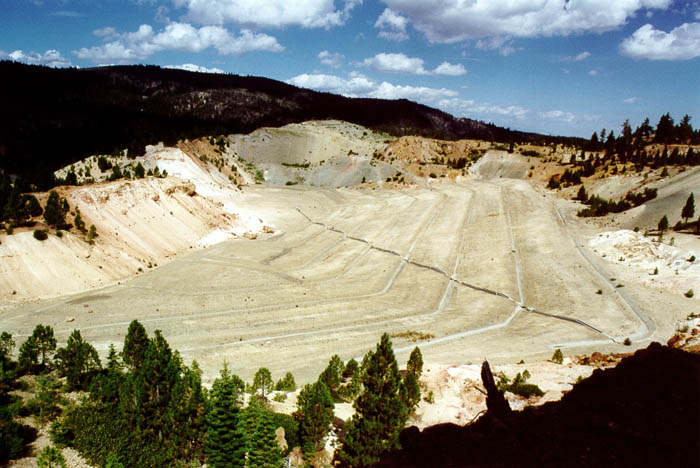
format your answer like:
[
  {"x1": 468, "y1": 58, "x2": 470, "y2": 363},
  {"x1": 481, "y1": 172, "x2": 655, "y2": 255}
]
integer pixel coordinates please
[
  {"x1": 3, "y1": 49, "x2": 71, "y2": 67},
  {"x1": 164, "y1": 63, "x2": 225, "y2": 73},
  {"x1": 375, "y1": 8, "x2": 409, "y2": 41},
  {"x1": 287, "y1": 72, "x2": 457, "y2": 103},
  {"x1": 620, "y1": 22, "x2": 700, "y2": 60},
  {"x1": 381, "y1": 0, "x2": 672, "y2": 43},
  {"x1": 562, "y1": 51, "x2": 591, "y2": 62},
  {"x1": 319, "y1": 50, "x2": 344, "y2": 68},
  {"x1": 178, "y1": 0, "x2": 361, "y2": 29},
  {"x1": 438, "y1": 97, "x2": 530, "y2": 120},
  {"x1": 360, "y1": 52, "x2": 429, "y2": 74},
  {"x1": 75, "y1": 22, "x2": 283, "y2": 63},
  {"x1": 433, "y1": 61, "x2": 467, "y2": 76},
  {"x1": 623, "y1": 96, "x2": 642, "y2": 103},
  {"x1": 359, "y1": 53, "x2": 466, "y2": 76},
  {"x1": 588, "y1": 69, "x2": 599, "y2": 76}
]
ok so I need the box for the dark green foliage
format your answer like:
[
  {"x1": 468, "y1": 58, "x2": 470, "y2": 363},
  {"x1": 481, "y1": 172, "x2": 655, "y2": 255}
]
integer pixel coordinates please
[
  {"x1": 624, "y1": 187, "x2": 657, "y2": 206},
  {"x1": 551, "y1": 349, "x2": 564, "y2": 364},
  {"x1": 0, "y1": 403, "x2": 27, "y2": 463},
  {"x1": 37, "y1": 445, "x2": 67, "y2": 468},
  {"x1": 497, "y1": 370, "x2": 544, "y2": 398},
  {"x1": 205, "y1": 365, "x2": 247, "y2": 468},
  {"x1": 400, "y1": 371, "x2": 421, "y2": 414},
  {"x1": 319, "y1": 354, "x2": 344, "y2": 400},
  {"x1": 253, "y1": 367, "x2": 273, "y2": 398},
  {"x1": 407, "y1": 347, "x2": 423, "y2": 378},
  {"x1": 61, "y1": 325, "x2": 207, "y2": 468},
  {"x1": 122, "y1": 320, "x2": 149, "y2": 371},
  {"x1": 26, "y1": 374, "x2": 62, "y2": 423},
  {"x1": 681, "y1": 193, "x2": 695, "y2": 223},
  {"x1": 33, "y1": 229, "x2": 48, "y2": 240},
  {"x1": 296, "y1": 380, "x2": 334, "y2": 458},
  {"x1": 246, "y1": 403, "x2": 283, "y2": 468},
  {"x1": 87, "y1": 224, "x2": 97, "y2": 243},
  {"x1": 338, "y1": 333, "x2": 407, "y2": 467},
  {"x1": 97, "y1": 156, "x2": 113, "y2": 172},
  {"x1": 21, "y1": 324, "x2": 56, "y2": 370},
  {"x1": 658, "y1": 215, "x2": 669, "y2": 232},
  {"x1": 0, "y1": 332, "x2": 15, "y2": 363},
  {"x1": 271, "y1": 412, "x2": 299, "y2": 453},
  {"x1": 134, "y1": 162, "x2": 146, "y2": 178},
  {"x1": 575, "y1": 185, "x2": 588, "y2": 202},
  {"x1": 274, "y1": 371, "x2": 296, "y2": 392},
  {"x1": 44, "y1": 190, "x2": 68, "y2": 228},
  {"x1": 73, "y1": 208, "x2": 86, "y2": 234},
  {"x1": 342, "y1": 358, "x2": 359, "y2": 380},
  {"x1": 54, "y1": 330, "x2": 101, "y2": 391},
  {"x1": 547, "y1": 176, "x2": 560, "y2": 189},
  {"x1": 107, "y1": 165, "x2": 123, "y2": 181}
]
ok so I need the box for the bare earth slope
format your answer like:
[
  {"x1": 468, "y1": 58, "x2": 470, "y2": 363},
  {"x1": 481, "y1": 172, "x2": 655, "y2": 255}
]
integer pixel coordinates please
[{"x1": 0, "y1": 123, "x2": 696, "y2": 390}]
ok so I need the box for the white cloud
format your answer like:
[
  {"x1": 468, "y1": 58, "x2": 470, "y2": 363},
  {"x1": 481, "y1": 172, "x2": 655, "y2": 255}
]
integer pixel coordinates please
[
  {"x1": 540, "y1": 110, "x2": 575, "y2": 122},
  {"x1": 433, "y1": 61, "x2": 467, "y2": 76},
  {"x1": 620, "y1": 22, "x2": 700, "y2": 60},
  {"x1": 319, "y1": 50, "x2": 344, "y2": 68},
  {"x1": 623, "y1": 96, "x2": 642, "y2": 103},
  {"x1": 360, "y1": 52, "x2": 429, "y2": 74},
  {"x1": 5, "y1": 49, "x2": 71, "y2": 67},
  {"x1": 562, "y1": 51, "x2": 591, "y2": 62},
  {"x1": 178, "y1": 0, "x2": 361, "y2": 29},
  {"x1": 375, "y1": 8, "x2": 409, "y2": 41},
  {"x1": 359, "y1": 53, "x2": 466, "y2": 76},
  {"x1": 475, "y1": 36, "x2": 519, "y2": 56},
  {"x1": 93, "y1": 27, "x2": 120, "y2": 40},
  {"x1": 381, "y1": 0, "x2": 673, "y2": 43},
  {"x1": 49, "y1": 10, "x2": 86, "y2": 18},
  {"x1": 164, "y1": 63, "x2": 225, "y2": 73},
  {"x1": 75, "y1": 22, "x2": 283, "y2": 63},
  {"x1": 588, "y1": 69, "x2": 599, "y2": 76},
  {"x1": 287, "y1": 72, "x2": 457, "y2": 103},
  {"x1": 438, "y1": 97, "x2": 530, "y2": 120}
]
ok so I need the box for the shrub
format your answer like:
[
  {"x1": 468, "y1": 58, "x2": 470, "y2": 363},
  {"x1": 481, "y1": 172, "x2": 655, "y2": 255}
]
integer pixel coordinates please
[
  {"x1": 34, "y1": 229, "x2": 48, "y2": 241},
  {"x1": 685, "y1": 289, "x2": 694, "y2": 298},
  {"x1": 623, "y1": 337, "x2": 632, "y2": 346},
  {"x1": 551, "y1": 349, "x2": 563, "y2": 364},
  {"x1": 497, "y1": 370, "x2": 544, "y2": 398}
]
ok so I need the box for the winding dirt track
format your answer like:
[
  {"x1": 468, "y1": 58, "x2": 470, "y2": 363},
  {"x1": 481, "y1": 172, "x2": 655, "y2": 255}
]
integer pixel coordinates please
[{"x1": 0, "y1": 180, "x2": 652, "y2": 384}]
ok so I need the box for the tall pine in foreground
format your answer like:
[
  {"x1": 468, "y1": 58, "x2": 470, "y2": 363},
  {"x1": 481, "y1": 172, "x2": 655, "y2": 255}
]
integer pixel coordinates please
[
  {"x1": 681, "y1": 193, "x2": 695, "y2": 223},
  {"x1": 206, "y1": 365, "x2": 247, "y2": 468},
  {"x1": 246, "y1": 402, "x2": 283, "y2": 468},
  {"x1": 337, "y1": 333, "x2": 407, "y2": 467}
]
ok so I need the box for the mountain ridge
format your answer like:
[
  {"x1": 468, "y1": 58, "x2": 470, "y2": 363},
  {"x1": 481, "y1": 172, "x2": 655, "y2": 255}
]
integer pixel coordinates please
[{"x1": 0, "y1": 61, "x2": 583, "y2": 188}]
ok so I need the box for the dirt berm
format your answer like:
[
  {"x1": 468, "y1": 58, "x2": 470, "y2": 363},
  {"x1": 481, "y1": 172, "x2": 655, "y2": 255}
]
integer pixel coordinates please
[{"x1": 375, "y1": 343, "x2": 699, "y2": 468}]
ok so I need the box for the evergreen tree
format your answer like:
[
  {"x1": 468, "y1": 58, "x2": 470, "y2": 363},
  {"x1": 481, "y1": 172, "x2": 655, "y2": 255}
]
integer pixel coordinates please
[
  {"x1": 253, "y1": 367, "x2": 273, "y2": 398},
  {"x1": 658, "y1": 215, "x2": 669, "y2": 232},
  {"x1": 247, "y1": 403, "x2": 283, "y2": 468},
  {"x1": 44, "y1": 190, "x2": 67, "y2": 228},
  {"x1": 575, "y1": 185, "x2": 588, "y2": 202},
  {"x1": 54, "y1": 329, "x2": 101, "y2": 391},
  {"x1": 681, "y1": 193, "x2": 695, "y2": 223},
  {"x1": 655, "y1": 113, "x2": 675, "y2": 143},
  {"x1": 18, "y1": 336, "x2": 39, "y2": 371},
  {"x1": 36, "y1": 445, "x2": 67, "y2": 468},
  {"x1": 122, "y1": 320, "x2": 149, "y2": 371},
  {"x1": 400, "y1": 371, "x2": 421, "y2": 414},
  {"x1": 205, "y1": 365, "x2": 247, "y2": 468},
  {"x1": 338, "y1": 333, "x2": 407, "y2": 467},
  {"x1": 342, "y1": 358, "x2": 359, "y2": 380},
  {"x1": 275, "y1": 371, "x2": 297, "y2": 392},
  {"x1": 319, "y1": 354, "x2": 343, "y2": 400},
  {"x1": 87, "y1": 224, "x2": 97, "y2": 243},
  {"x1": 74, "y1": 207, "x2": 86, "y2": 234},
  {"x1": 407, "y1": 347, "x2": 423, "y2": 378},
  {"x1": 296, "y1": 380, "x2": 334, "y2": 460},
  {"x1": 30, "y1": 324, "x2": 56, "y2": 368}
]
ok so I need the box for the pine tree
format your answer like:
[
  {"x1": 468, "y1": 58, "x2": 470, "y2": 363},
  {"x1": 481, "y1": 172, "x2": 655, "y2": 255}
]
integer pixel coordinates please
[
  {"x1": 54, "y1": 329, "x2": 101, "y2": 391},
  {"x1": 253, "y1": 367, "x2": 273, "y2": 398},
  {"x1": 296, "y1": 380, "x2": 334, "y2": 460},
  {"x1": 30, "y1": 324, "x2": 56, "y2": 368},
  {"x1": 205, "y1": 365, "x2": 247, "y2": 468},
  {"x1": 123, "y1": 320, "x2": 149, "y2": 371},
  {"x1": 681, "y1": 193, "x2": 695, "y2": 223},
  {"x1": 658, "y1": 215, "x2": 669, "y2": 232},
  {"x1": 319, "y1": 354, "x2": 343, "y2": 400},
  {"x1": 575, "y1": 185, "x2": 588, "y2": 202},
  {"x1": 338, "y1": 333, "x2": 407, "y2": 467},
  {"x1": 247, "y1": 403, "x2": 283, "y2": 468},
  {"x1": 407, "y1": 347, "x2": 423, "y2": 378},
  {"x1": 74, "y1": 207, "x2": 86, "y2": 234},
  {"x1": 44, "y1": 190, "x2": 66, "y2": 228}
]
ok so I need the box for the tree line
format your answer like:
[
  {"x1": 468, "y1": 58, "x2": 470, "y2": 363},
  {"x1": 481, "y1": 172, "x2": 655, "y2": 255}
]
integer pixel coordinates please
[{"x1": 1, "y1": 321, "x2": 424, "y2": 467}]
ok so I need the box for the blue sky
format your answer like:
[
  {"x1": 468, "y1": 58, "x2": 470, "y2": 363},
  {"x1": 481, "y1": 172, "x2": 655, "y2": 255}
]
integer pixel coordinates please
[{"x1": 2, "y1": 0, "x2": 699, "y2": 138}]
